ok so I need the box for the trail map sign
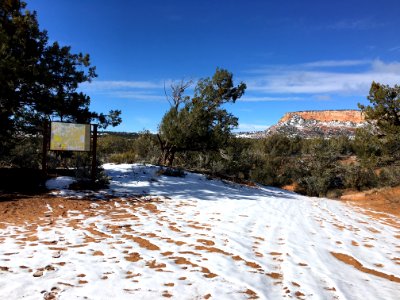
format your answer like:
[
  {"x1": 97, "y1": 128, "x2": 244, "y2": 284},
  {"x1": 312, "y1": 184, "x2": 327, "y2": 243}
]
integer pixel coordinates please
[{"x1": 50, "y1": 122, "x2": 91, "y2": 151}]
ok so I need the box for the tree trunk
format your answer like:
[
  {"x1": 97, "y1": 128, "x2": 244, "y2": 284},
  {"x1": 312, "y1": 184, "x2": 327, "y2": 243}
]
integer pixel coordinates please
[
  {"x1": 157, "y1": 134, "x2": 176, "y2": 167},
  {"x1": 161, "y1": 146, "x2": 176, "y2": 167}
]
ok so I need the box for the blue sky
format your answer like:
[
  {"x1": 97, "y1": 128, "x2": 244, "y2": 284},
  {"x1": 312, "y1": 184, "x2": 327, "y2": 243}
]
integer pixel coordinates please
[{"x1": 28, "y1": 0, "x2": 400, "y2": 132}]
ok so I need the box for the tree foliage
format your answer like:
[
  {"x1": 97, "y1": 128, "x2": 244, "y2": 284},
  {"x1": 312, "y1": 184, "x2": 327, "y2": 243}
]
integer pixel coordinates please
[
  {"x1": 158, "y1": 68, "x2": 246, "y2": 166},
  {"x1": 0, "y1": 0, "x2": 121, "y2": 159},
  {"x1": 359, "y1": 82, "x2": 400, "y2": 133},
  {"x1": 359, "y1": 82, "x2": 400, "y2": 161}
]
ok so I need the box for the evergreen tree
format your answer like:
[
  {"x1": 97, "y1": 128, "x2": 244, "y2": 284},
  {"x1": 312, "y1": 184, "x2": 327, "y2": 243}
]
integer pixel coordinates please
[
  {"x1": 358, "y1": 82, "x2": 400, "y2": 161},
  {"x1": 158, "y1": 68, "x2": 246, "y2": 166},
  {"x1": 0, "y1": 0, "x2": 121, "y2": 158},
  {"x1": 359, "y1": 82, "x2": 400, "y2": 133}
]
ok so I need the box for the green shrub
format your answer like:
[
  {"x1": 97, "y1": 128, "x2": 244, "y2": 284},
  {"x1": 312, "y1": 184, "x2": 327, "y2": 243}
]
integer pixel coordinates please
[
  {"x1": 295, "y1": 168, "x2": 344, "y2": 197},
  {"x1": 108, "y1": 152, "x2": 137, "y2": 164},
  {"x1": 250, "y1": 157, "x2": 292, "y2": 187},
  {"x1": 132, "y1": 131, "x2": 160, "y2": 163},
  {"x1": 5, "y1": 135, "x2": 41, "y2": 168},
  {"x1": 291, "y1": 141, "x2": 344, "y2": 196},
  {"x1": 98, "y1": 131, "x2": 160, "y2": 164},
  {"x1": 343, "y1": 164, "x2": 378, "y2": 191},
  {"x1": 97, "y1": 134, "x2": 133, "y2": 161},
  {"x1": 378, "y1": 165, "x2": 400, "y2": 187},
  {"x1": 352, "y1": 127, "x2": 382, "y2": 160}
]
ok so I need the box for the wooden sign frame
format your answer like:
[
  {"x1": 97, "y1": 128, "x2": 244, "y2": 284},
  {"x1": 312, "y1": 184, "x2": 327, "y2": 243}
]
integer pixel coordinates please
[{"x1": 42, "y1": 121, "x2": 98, "y2": 182}]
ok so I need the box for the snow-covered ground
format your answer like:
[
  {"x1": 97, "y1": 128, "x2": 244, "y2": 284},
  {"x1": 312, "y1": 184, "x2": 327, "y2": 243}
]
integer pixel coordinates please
[{"x1": 1, "y1": 163, "x2": 400, "y2": 299}]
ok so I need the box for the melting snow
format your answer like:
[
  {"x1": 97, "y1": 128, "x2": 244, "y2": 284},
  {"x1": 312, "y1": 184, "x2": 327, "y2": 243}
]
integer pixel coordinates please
[{"x1": 0, "y1": 163, "x2": 399, "y2": 299}]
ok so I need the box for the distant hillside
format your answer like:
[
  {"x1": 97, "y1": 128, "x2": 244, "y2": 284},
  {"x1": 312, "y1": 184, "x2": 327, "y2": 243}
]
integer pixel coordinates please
[
  {"x1": 99, "y1": 131, "x2": 140, "y2": 138},
  {"x1": 241, "y1": 110, "x2": 369, "y2": 139}
]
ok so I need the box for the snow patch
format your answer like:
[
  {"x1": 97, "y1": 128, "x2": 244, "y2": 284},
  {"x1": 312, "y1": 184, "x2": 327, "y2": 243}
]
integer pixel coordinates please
[{"x1": 45, "y1": 176, "x2": 76, "y2": 190}]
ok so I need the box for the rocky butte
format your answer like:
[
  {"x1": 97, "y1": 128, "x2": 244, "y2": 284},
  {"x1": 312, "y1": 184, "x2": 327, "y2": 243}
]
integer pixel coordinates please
[
  {"x1": 266, "y1": 109, "x2": 367, "y2": 138},
  {"x1": 236, "y1": 110, "x2": 369, "y2": 139},
  {"x1": 278, "y1": 110, "x2": 365, "y2": 124}
]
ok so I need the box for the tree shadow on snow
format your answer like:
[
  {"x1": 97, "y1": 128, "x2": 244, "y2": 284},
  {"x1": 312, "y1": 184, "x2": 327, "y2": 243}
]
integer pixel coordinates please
[{"x1": 105, "y1": 165, "x2": 297, "y2": 201}]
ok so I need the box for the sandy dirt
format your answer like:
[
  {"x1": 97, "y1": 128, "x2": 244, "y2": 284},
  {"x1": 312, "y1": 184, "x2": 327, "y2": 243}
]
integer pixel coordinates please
[
  {"x1": 341, "y1": 186, "x2": 400, "y2": 217},
  {"x1": 0, "y1": 195, "x2": 94, "y2": 228}
]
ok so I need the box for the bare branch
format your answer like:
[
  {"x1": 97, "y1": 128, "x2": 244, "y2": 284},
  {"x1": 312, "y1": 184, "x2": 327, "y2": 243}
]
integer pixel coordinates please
[
  {"x1": 164, "y1": 81, "x2": 173, "y2": 107},
  {"x1": 170, "y1": 79, "x2": 193, "y2": 110}
]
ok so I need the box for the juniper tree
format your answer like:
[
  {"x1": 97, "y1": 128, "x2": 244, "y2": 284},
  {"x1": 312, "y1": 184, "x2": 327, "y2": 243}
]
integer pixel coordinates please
[
  {"x1": 359, "y1": 82, "x2": 400, "y2": 133},
  {"x1": 158, "y1": 68, "x2": 246, "y2": 166},
  {"x1": 358, "y1": 82, "x2": 400, "y2": 161}
]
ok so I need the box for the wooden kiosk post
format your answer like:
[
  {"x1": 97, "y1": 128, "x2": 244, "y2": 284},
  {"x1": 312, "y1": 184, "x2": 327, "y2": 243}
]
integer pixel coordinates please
[
  {"x1": 91, "y1": 124, "x2": 98, "y2": 182},
  {"x1": 42, "y1": 120, "x2": 49, "y2": 176}
]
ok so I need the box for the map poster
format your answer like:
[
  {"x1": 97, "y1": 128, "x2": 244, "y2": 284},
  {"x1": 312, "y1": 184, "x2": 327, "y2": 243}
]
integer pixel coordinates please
[{"x1": 50, "y1": 122, "x2": 91, "y2": 151}]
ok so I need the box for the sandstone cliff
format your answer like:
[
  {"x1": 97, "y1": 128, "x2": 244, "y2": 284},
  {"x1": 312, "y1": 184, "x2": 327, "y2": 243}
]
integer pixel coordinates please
[
  {"x1": 266, "y1": 110, "x2": 367, "y2": 138},
  {"x1": 278, "y1": 110, "x2": 365, "y2": 124}
]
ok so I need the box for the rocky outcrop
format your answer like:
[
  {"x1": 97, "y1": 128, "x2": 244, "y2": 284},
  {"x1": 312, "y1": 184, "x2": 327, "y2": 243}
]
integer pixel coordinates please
[
  {"x1": 266, "y1": 110, "x2": 368, "y2": 138},
  {"x1": 278, "y1": 110, "x2": 365, "y2": 124}
]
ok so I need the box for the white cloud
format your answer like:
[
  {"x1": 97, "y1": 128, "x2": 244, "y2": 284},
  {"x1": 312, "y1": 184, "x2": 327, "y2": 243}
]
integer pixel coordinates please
[
  {"x1": 81, "y1": 79, "x2": 195, "y2": 101},
  {"x1": 236, "y1": 123, "x2": 269, "y2": 132},
  {"x1": 240, "y1": 96, "x2": 303, "y2": 102},
  {"x1": 81, "y1": 80, "x2": 170, "y2": 101},
  {"x1": 109, "y1": 91, "x2": 166, "y2": 101},
  {"x1": 245, "y1": 59, "x2": 400, "y2": 95},
  {"x1": 84, "y1": 80, "x2": 165, "y2": 90},
  {"x1": 81, "y1": 59, "x2": 400, "y2": 104},
  {"x1": 300, "y1": 60, "x2": 370, "y2": 68},
  {"x1": 371, "y1": 60, "x2": 400, "y2": 73},
  {"x1": 246, "y1": 59, "x2": 370, "y2": 74}
]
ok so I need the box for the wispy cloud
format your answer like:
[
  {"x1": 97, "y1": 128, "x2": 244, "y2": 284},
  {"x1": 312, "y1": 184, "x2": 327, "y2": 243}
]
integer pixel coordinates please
[
  {"x1": 82, "y1": 79, "x2": 196, "y2": 102},
  {"x1": 246, "y1": 60, "x2": 370, "y2": 74},
  {"x1": 82, "y1": 80, "x2": 170, "y2": 101},
  {"x1": 389, "y1": 46, "x2": 400, "y2": 52},
  {"x1": 84, "y1": 80, "x2": 165, "y2": 90},
  {"x1": 245, "y1": 59, "x2": 400, "y2": 95},
  {"x1": 371, "y1": 60, "x2": 400, "y2": 73},
  {"x1": 107, "y1": 91, "x2": 166, "y2": 101},
  {"x1": 83, "y1": 59, "x2": 400, "y2": 104},
  {"x1": 313, "y1": 95, "x2": 332, "y2": 101},
  {"x1": 300, "y1": 60, "x2": 370, "y2": 68}
]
